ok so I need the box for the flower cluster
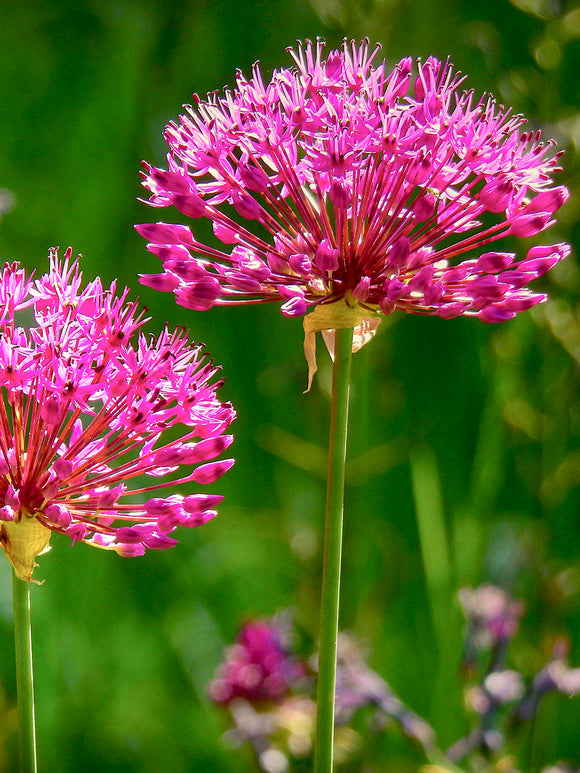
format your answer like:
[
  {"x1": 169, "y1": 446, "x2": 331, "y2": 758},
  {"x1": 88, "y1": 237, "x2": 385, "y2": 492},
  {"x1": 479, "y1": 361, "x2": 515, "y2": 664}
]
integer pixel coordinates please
[
  {"x1": 208, "y1": 617, "x2": 306, "y2": 704},
  {"x1": 138, "y1": 38, "x2": 569, "y2": 337},
  {"x1": 0, "y1": 250, "x2": 235, "y2": 580},
  {"x1": 458, "y1": 583, "x2": 525, "y2": 672}
]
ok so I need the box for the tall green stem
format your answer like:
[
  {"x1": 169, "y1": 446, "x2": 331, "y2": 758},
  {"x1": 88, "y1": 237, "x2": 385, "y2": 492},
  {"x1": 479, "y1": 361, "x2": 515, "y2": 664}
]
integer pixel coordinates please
[
  {"x1": 12, "y1": 570, "x2": 37, "y2": 773},
  {"x1": 314, "y1": 326, "x2": 353, "y2": 773}
]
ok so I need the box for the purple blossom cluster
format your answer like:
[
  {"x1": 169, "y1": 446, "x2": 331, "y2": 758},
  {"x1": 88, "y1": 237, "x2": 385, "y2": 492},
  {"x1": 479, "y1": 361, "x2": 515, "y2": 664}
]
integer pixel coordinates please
[
  {"x1": 138, "y1": 38, "x2": 569, "y2": 331},
  {"x1": 208, "y1": 618, "x2": 306, "y2": 704},
  {"x1": 0, "y1": 250, "x2": 235, "y2": 580}
]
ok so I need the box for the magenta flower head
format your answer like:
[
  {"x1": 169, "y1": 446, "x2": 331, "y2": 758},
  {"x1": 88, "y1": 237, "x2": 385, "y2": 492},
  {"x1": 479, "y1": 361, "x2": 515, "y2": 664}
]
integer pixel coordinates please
[
  {"x1": 137, "y1": 38, "x2": 570, "y2": 377},
  {"x1": 0, "y1": 249, "x2": 235, "y2": 581},
  {"x1": 208, "y1": 617, "x2": 306, "y2": 705}
]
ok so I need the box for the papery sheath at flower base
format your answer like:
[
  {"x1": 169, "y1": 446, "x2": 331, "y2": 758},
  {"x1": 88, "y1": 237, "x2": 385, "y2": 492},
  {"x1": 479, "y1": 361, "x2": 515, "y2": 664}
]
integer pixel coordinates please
[{"x1": 0, "y1": 249, "x2": 235, "y2": 582}]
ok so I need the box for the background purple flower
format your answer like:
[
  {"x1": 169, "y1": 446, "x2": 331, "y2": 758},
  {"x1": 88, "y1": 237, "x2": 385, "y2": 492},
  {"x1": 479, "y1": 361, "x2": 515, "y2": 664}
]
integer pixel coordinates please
[
  {"x1": 207, "y1": 614, "x2": 438, "y2": 770},
  {"x1": 137, "y1": 38, "x2": 569, "y2": 335},
  {"x1": 0, "y1": 249, "x2": 235, "y2": 580},
  {"x1": 208, "y1": 617, "x2": 306, "y2": 704},
  {"x1": 458, "y1": 584, "x2": 525, "y2": 655}
]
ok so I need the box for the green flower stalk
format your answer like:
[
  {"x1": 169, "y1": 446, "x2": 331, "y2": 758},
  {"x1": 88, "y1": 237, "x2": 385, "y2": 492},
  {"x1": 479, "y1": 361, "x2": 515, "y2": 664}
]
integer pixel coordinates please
[
  {"x1": 12, "y1": 572, "x2": 36, "y2": 773},
  {"x1": 314, "y1": 326, "x2": 353, "y2": 773}
]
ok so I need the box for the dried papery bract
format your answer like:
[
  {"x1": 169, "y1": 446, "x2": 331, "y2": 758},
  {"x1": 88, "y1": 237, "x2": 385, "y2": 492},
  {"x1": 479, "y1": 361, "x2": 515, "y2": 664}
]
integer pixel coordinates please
[
  {"x1": 0, "y1": 249, "x2": 235, "y2": 581},
  {"x1": 137, "y1": 38, "x2": 570, "y2": 370}
]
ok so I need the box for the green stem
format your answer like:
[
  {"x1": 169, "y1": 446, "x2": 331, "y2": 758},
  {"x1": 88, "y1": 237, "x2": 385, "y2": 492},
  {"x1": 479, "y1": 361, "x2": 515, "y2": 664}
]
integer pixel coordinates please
[
  {"x1": 314, "y1": 326, "x2": 353, "y2": 773},
  {"x1": 12, "y1": 570, "x2": 37, "y2": 773}
]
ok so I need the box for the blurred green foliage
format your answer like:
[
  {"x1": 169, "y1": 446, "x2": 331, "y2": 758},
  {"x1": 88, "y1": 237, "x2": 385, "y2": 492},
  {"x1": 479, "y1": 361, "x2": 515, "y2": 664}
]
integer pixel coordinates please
[{"x1": 0, "y1": 0, "x2": 579, "y2": 770}]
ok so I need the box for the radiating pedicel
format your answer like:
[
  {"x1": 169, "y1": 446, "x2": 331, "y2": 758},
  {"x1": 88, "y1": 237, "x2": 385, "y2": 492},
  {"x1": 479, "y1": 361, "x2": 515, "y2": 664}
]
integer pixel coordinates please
[{"x1": 0, "y1": 249, "x2": 235, "y2": 581}]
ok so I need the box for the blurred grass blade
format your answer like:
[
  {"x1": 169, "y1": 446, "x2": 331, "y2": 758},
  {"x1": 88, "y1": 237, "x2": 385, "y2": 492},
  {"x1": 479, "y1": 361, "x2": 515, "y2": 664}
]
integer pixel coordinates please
[{"x1": 410, "y1": 443, "x2": 463, "y2": 742}]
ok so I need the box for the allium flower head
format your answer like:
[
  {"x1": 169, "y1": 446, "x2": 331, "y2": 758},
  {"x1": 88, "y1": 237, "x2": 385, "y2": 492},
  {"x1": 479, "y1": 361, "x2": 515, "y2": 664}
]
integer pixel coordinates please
[
  {"x1": 0, "y1": 249, "x2": 235, "y2": 581},
  {"x1": 208, "y1": 618, "x2": 306, "y2": 704},
  {"x1": 137, "y1": 38, "x2": 570, "y2": 361}
]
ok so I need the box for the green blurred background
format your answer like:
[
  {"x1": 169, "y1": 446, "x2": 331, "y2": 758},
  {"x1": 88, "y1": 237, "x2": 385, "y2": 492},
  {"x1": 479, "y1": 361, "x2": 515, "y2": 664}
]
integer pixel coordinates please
[{"x1": 1, "y1": 0, "x2": 580, "y2": 770}]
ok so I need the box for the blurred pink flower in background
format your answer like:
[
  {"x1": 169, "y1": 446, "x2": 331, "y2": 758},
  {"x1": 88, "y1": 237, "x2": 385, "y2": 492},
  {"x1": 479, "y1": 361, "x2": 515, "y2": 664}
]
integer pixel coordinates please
[{"x1": 208, "y1": 617, "x2": 307, "y2": 705}]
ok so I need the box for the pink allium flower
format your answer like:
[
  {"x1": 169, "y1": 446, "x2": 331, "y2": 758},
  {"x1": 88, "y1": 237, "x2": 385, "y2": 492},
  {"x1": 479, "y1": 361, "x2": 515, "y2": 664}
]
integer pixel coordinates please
[
  {"x1": 137, "y1": 38, "x2": 570, "y2": 349},
  {"x1": 0, "y1": 249, "x2": 235, "y2": 581},
  {"x1": 208, "y1": 618, "x2": 306, "y2": 704}
]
